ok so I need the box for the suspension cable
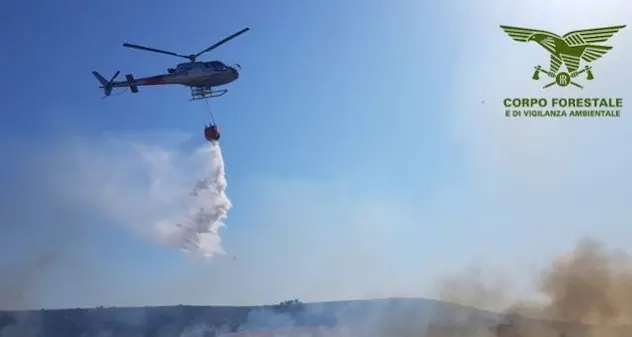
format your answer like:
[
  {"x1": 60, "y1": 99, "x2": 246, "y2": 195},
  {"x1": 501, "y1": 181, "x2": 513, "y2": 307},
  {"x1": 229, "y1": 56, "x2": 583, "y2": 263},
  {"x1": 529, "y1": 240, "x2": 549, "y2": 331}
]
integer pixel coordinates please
[{"x1": 204, "y1": 97, "x2": 216, "y2": 125}]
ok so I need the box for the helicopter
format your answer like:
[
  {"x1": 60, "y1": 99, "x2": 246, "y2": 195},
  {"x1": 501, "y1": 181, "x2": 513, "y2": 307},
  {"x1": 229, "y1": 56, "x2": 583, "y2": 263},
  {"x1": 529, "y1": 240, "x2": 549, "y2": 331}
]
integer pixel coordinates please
[{"x1": 92, "y1": 27, "x2": 249, "y2": 101}]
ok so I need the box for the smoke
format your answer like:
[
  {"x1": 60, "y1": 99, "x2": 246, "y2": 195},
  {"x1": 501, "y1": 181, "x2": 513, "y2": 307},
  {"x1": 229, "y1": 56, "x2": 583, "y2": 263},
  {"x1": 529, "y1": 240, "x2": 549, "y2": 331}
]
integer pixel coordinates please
[
  {"x1": 0, "y1": 252, "x2": 59, "y2": 310},
  {"x1": 537, "y1": 238, "x2": 632, "y2": 324},
  {"x1": 1, "y1": 134, "x2": 233, "y2": 312},
  {"x1": 437, "y1": 237, "x2": 632, "y2": 336},
  {"x1": 436, "y1": 265, "x2": 514, "y2": 313},
  {"x1": 0, "y1": 138, "x2": 92, "y2": 311},
  {"x1": 152, "y1": 141, "x2": 232, "y2": 258}
]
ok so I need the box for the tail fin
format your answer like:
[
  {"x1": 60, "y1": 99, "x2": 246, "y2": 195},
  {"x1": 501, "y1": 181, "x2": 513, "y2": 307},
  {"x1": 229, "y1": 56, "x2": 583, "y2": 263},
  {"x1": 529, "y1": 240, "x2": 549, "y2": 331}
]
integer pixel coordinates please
[{"x1": 92, "y1": 70, "x2": 120, "y2": 97}]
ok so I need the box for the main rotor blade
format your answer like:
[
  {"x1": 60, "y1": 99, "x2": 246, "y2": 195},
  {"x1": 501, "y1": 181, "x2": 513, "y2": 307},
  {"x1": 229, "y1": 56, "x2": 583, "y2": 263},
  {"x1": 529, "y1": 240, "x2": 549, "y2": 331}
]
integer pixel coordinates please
[
  {"x1": 195, "y1": 27, "x2": 250, "y2": 58},
  {"x1": 122, "y1": 43, "x2": 190, "y2": 60}
]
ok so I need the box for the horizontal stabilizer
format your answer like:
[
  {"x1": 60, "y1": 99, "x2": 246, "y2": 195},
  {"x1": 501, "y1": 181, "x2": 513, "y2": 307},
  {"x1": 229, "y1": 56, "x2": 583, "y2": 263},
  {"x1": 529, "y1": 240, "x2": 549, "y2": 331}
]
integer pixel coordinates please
[{"x1": 125, "y1": 74, "x2": 139, "y2": 93}]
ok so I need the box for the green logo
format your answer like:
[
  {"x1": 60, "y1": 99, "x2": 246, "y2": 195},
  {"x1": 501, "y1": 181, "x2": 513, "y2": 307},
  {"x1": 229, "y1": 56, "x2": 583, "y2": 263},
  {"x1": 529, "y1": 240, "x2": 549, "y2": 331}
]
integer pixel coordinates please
[{"x1": 500, "y1": 25, "x2": 626, "y2": 89}]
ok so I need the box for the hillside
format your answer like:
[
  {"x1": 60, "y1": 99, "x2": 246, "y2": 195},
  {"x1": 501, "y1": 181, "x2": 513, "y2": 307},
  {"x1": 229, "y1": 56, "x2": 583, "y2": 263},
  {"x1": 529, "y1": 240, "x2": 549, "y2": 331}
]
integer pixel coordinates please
[
  {"x1": 0, "y1": 298, "x2": 499, "y2": 337},
  {"x1": 4, "y1": 298, "x2": 628, "y2": 337}
]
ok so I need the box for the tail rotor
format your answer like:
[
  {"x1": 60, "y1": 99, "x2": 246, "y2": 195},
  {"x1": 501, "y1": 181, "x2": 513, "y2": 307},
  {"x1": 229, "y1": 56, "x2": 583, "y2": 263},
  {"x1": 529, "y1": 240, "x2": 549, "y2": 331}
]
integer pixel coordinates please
[{"x1": 92, "y1": 70, "x2": 120, "y2": 98}]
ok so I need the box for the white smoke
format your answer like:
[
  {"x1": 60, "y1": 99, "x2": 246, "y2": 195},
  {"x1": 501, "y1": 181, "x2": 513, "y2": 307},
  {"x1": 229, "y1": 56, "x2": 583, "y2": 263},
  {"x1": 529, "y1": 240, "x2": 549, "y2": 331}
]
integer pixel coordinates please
[{"x1": 153, "y1": 141, "x2": 232, "y2": 258}]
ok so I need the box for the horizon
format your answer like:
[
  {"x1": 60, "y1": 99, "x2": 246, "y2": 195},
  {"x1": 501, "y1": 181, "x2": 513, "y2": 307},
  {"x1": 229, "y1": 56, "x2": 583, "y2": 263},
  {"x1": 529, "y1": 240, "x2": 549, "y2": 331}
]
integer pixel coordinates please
[{"x1": 0, "y1": 296, "x2": 466, "y2": 311}]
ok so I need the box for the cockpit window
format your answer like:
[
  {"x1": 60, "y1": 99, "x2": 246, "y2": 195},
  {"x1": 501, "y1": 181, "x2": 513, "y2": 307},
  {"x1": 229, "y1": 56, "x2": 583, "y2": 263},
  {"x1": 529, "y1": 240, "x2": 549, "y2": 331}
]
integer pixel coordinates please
[{"x1": 207, "y1": 61, "x2": 226, "y2": 70}]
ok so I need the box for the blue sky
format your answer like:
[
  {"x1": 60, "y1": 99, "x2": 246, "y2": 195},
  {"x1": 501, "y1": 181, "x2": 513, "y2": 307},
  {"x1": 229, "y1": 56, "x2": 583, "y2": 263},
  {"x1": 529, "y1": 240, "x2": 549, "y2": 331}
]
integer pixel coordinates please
[{"x1": 1, "y1": 0, "x2": 632, "y2": 310}]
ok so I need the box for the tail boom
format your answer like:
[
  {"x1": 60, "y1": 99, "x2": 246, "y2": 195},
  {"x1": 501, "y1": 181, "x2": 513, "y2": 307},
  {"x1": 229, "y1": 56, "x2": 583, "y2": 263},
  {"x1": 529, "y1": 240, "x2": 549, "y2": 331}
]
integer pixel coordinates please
[{"x1": 92, "y1": 71, "x2": 174, "y2": 97}]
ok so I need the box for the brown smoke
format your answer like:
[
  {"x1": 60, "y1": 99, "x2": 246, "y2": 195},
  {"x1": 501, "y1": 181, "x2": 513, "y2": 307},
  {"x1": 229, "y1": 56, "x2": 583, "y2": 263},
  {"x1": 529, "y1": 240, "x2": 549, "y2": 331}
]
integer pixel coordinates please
[
  {"x1": 538, "y1": 238, "x2": 632, "y2": 325},
  {"x1": 436, "y1": 237, "x2": 632, "y2": 337}
]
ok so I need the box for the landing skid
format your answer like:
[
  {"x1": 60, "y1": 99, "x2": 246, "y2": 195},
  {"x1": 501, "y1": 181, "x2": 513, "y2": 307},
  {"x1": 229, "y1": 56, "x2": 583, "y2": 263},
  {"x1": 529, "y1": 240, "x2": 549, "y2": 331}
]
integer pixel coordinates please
[{"x1": 190, "y1": 86, "x2": 228, "y2": 101}]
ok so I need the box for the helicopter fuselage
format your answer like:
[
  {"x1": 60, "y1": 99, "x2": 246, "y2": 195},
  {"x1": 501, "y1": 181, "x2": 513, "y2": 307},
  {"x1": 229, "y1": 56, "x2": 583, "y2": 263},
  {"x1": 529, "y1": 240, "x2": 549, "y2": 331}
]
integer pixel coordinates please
[{"x1": 109, "y1": 61, "x2": 239, "y2": 89}]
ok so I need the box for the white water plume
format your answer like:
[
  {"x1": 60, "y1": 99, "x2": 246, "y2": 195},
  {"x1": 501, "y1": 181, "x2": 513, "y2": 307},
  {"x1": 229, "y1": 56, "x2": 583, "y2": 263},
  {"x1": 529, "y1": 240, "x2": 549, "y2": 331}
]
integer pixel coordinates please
[{"x1": 153, "y1": 141, "x2": 232, "y2": 258}]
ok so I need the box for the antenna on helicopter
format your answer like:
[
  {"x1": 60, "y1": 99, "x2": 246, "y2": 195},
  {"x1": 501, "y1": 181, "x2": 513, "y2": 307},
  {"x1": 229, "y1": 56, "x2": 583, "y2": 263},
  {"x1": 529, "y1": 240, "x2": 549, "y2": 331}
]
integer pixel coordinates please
[{"x1": 122, "y1": 27, "x2": 250, "y2": 63}]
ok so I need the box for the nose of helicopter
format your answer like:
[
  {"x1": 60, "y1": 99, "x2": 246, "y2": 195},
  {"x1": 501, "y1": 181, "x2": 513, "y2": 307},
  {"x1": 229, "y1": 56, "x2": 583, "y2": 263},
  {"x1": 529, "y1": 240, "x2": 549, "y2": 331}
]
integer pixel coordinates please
[{"x1": 231, "y1": 64, "x2": 240, "y2": 79}]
